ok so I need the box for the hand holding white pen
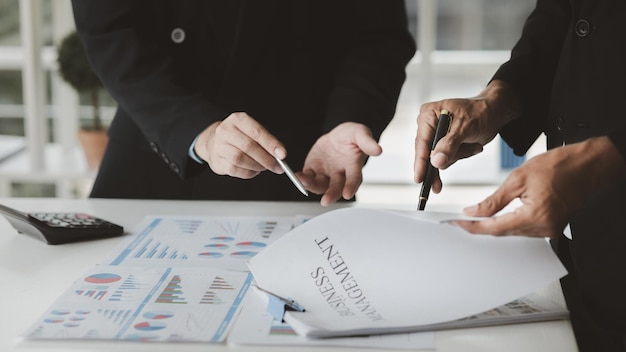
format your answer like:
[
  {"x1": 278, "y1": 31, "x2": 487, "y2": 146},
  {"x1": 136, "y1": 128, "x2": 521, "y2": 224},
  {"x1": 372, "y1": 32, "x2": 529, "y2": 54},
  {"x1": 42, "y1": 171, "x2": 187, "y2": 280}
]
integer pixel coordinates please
[{"x1": 193, "y1": 112, "x2": 290, "y2": 179}]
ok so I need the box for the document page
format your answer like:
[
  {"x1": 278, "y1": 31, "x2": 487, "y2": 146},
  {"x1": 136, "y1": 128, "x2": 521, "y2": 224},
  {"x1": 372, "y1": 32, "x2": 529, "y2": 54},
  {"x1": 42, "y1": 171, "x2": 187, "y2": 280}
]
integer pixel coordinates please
[
  {"x1": 227, "y1": 288, "x2": 436, "y2": 350},
  {"x1": 103, "y1": 215, "x2": 300, "y2": 271},
  {"x1": 24, "y1": 265, "x2": 252, "y2": 342},
  {"x1": 248, "y1": 208, "x2": 568, "y2": 338},
  {"x1": 23, "y1": 214, "x2": 303, "y2": 343}
]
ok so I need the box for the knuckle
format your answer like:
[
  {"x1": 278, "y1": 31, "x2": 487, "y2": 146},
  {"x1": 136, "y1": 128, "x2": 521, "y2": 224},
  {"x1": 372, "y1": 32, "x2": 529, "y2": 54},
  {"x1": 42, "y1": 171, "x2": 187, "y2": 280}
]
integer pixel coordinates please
[
  {"x1": 231, "y1": 112, "x2": 246, "y2": 121},
  {"x1": 479, "y1": 196, "x2": 496, "y2": 211},
  {"x1": 506, "y1": 169, "x2": 526, "y2": 188},
  {"x1": 240, "y1": 170, "x2": 258, "y2": 179},
  {"x1": 239, "y1": 138, "x2": 256, "y2": 153},
  {"x1": 208, "y1": 163, "x2": 226, "y2": 175},
  {"x1": 419, "y1": 100, "x2": 444, "y2": 114},
  {"x1": 418, "y1": 103, "x2": 432, "y2": 115},
  {"x1": 225, "y1": 164, "x2": 240, "y2": 176},
  {"x1": 229, "y1": 150, "x2": 246, "y2": 165},
  {"x1": 215, "y1": 121, "x2": 236, "y2": 135},
  {"x1": 214, "y1": 122, "x2": 227, "y2": 134},
  {"x1": 248, "y1": 126, "x2": 264, "y2": 141}
]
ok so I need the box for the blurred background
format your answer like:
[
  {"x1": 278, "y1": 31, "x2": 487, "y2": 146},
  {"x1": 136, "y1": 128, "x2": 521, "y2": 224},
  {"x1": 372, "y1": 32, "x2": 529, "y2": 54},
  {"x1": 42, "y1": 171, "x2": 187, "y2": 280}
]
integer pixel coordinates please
[{"x1": 0, "y1": 0, "x2": 545, "y2": 206}]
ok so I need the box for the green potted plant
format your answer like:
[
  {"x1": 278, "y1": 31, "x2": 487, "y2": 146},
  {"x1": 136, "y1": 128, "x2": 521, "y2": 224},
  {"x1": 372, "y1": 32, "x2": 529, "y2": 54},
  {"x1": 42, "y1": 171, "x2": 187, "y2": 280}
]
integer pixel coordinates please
[{"x1": 56, "y1": 30, "x2": 108, "y2": 169}]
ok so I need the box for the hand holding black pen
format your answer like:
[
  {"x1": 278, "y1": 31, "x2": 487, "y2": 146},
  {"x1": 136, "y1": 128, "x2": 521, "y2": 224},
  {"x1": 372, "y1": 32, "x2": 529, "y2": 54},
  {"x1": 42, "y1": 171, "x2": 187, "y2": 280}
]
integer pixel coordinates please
[{"x1": 418, "y1": 110, "x2": 451, "y2": 211}]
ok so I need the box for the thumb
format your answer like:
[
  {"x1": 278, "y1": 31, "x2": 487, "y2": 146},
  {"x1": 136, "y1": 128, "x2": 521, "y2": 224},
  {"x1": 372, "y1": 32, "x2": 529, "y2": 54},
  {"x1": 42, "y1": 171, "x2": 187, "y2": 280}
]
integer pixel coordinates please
[
  {"x1": 354, "y1": 128, "x2": 382, "y2": 157},
  {"x1": 464, "y1": 180, "x2": 519, "y2": 217}
]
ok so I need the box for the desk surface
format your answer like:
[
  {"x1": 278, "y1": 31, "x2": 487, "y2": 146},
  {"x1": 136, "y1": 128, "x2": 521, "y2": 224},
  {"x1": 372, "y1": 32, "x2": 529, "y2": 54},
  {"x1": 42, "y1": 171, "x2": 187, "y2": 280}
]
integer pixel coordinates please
[{"x1": 0, "y1": 198, "x2": 578, "y2": 352}]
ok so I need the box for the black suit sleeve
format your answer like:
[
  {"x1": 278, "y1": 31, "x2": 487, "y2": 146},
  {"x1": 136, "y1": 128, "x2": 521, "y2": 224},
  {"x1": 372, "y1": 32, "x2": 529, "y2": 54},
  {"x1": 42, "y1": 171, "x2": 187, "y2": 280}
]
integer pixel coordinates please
[
  {"x1": 322, "y1": 0, "x2": 416, "y2": 141},
  {"x1": 71, "y1": 1, "x2": 227, "y2": 178},
  {"x1": 491, "y1": 0, "x2": 569, "y2": 155}
]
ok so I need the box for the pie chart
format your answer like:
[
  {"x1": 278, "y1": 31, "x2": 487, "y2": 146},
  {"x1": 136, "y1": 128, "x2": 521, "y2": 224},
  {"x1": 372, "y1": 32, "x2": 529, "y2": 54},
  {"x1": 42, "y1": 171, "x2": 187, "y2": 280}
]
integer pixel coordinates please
[
  {"x1": 84, "y1": 273, "x2": 121, "y2": 284},
  {"x1": 143, "y1": 310, "x2": 174, "y2": 320},
  {"x1": 230, "y1": 251, "x2": 257, "y2": 259},
  {"x1": 198, "y1": 252, "x2": 224, "y2": 258},
  {"x1": 236, "y1": 241, "x2": 266, "y2": 249},
  {"x1": 134, "y1": 321, "x2": 166, "y2": 331}
]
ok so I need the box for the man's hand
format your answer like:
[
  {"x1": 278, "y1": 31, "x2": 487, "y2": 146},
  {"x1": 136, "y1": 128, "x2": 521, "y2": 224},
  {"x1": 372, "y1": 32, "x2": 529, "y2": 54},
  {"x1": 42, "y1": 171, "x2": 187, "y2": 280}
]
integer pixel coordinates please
[
  {"x1": 414, "y1": 80, "x2": 521, "y2": 193},
  {"x1": 298, "y1": 122, "x2": 382, "y2": 206},
  {"x1": 455, "y1": 137, "x2": 626, "y2": 237},
  {"x1": 194, "y1": 112, "x2": 286, "y2": 179}
]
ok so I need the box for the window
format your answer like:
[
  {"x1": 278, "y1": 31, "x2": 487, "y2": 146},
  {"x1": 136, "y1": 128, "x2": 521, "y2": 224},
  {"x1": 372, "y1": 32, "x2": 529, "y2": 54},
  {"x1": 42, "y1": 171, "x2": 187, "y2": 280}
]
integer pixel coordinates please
[{"x1": 363, "y1": 0, "x2": 538, "y2": 184}]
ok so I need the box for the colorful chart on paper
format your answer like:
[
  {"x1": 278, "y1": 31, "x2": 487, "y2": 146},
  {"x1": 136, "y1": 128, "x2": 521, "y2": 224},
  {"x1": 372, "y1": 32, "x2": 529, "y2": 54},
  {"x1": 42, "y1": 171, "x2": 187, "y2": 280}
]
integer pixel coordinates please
[
  {"x1": 24, "y1": 265, "x2": 253, "y2": 343},
  {"x1": 105, "y1": 215, "x2": 301, "y2": 271}
]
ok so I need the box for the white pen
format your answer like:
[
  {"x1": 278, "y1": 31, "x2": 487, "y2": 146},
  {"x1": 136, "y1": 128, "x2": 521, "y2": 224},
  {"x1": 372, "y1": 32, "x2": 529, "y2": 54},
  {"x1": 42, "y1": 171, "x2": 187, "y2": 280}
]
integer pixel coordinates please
[{"x1": 275, "y1": 157, "x2": 308, "y2": 196}]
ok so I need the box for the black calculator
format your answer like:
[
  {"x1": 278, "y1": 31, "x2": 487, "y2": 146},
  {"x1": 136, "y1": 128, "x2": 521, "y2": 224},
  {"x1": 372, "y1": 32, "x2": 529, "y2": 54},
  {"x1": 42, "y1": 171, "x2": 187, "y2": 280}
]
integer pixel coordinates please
[{"x1": 0, "y1": 203, "x2": 124, "y2": 245}]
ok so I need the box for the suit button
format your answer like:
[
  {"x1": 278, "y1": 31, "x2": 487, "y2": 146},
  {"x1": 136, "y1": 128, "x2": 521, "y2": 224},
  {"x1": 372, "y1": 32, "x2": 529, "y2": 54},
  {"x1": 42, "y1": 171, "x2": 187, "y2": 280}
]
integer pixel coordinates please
[
  {"x1": 575, "y1": 19, "x2": 590, "y2": 37},
  {"x1": 149, "y1": 142, "x2": 159, "y2": 153},
  {"x1": 171, "y1": 28, "x2": 185, "y2": 44},
  {"x1": 170, "y1": 162, "x2": 180, "y2": 174},
  {"x1": 160, "y1": 152, "x2": 169, "y2": 164},
  {"x1": 556, "y1": 116, "x2": 565, "y2": 132}
]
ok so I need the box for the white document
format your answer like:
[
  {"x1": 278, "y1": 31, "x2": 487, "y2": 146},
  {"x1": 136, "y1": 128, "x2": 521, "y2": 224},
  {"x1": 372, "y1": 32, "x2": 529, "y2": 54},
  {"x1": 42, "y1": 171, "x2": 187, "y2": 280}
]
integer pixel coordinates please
[
  {"x1": 227, "y1": 288, "x2": 436, "y2": 350},
  {"x1": 383, "y1": 209, "x2": 487, "y2": 223},
  {"x1": 24, "y1": 265, "x2": 252, "y2": 342},
  {"x1": 433, "y1": 293, "x2": 568, "y2": 330},
  {"x1": 248, "y1": 208, "x2": 568, "y2": 338}
]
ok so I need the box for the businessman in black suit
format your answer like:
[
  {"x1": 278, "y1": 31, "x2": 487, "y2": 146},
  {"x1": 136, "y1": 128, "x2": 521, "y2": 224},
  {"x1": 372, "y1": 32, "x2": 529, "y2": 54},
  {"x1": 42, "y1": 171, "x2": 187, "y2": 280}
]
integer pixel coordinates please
[
  {"x1": 71, "y1": 1, "x2": 416, "y2": 205},
  {"x1": 413, "y1": 1, "x2": 626, "y2": 351}
]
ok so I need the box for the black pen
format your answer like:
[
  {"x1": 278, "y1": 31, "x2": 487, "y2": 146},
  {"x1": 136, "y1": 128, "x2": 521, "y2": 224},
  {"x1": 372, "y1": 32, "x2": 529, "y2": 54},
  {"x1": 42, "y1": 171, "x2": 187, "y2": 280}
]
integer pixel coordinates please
[
  {"x1": 418, "y1": 109, "x2": 451, "y2": 211},
  {"x1": 252, "y1": 284, "x2": 306, "y2": 312}
]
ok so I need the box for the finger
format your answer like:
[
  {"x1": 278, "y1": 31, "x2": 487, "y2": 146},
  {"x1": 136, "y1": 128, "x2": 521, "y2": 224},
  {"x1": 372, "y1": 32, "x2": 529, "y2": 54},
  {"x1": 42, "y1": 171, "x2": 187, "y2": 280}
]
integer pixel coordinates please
[
  {"x1": 414, "y1": 109, "x2": 439, "y2": 183},
  {"x1": 207, "y1": 144, "x2": 263, "y2": 177},
  {"x1": 431, "y1": 169, "x2": 443, "y2": 194},
  {"x1": 321, "y1": 172, "x2": 346, "y2": 206},
  {"x1": 223, "y1": 167, "x2": 261, "y2": 180},
  {"x1": 463, "y1": 175, "x2": 522, "y2": 217},
  {"x1": 213, "y1": 118, "x2": 270, "y2": 171},
  {"x1": 456, "y1": 143, "x2": 484, "y2": 160},
  {"x1": 354, "y1": 128, "x2": 382, "y2": 157},
  {"x1": 299, "y1": 170, "x2": 329, "y2": 195},
  {"x1": 430, "y1": 143, "x2": 482, "y2": 184},
  {"x1": 213, "y1": 124, "x2": 278, "y2": 173},
  {"x1": 430, "y1": 113, "x2": 472, "y2": 170},
  {"x1": 454, "y1": 211, "x2": 543, "y2": 237},
  {"x1": 230, "y1": 113, "x2": 286, "y2": 172},
  {"x1": 209, "y1": 157, "x2": 262, "y2": 179},
  {"x1": 295, "y1": 171, "x2": 313, "y2": 189},
  {"x1": 223, "y1": 146, "x2": 268, "y2": 172},
  {"x1": 234, "y1": 113, "x2": 286, "y2": 157},
  {"x1": 342, "y1": 163, "x2": 363, "y2": 200}
]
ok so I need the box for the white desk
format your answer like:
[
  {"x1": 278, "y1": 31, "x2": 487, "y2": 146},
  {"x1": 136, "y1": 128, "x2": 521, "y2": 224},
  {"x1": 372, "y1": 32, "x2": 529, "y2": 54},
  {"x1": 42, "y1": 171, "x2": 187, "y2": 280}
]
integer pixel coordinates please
[{"x1": 0, "y1": 198, "x2": 578, "y2": 352}]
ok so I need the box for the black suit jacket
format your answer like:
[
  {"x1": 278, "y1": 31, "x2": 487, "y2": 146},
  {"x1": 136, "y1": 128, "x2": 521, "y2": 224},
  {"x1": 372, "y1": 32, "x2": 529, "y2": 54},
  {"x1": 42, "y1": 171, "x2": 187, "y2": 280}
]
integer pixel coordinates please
[
  {"x1": 71, "y1": 0, "x2": 416, "y2": 201},
  {"x1": 492, "y1": 1, "x2": 626, "y2": 350}
]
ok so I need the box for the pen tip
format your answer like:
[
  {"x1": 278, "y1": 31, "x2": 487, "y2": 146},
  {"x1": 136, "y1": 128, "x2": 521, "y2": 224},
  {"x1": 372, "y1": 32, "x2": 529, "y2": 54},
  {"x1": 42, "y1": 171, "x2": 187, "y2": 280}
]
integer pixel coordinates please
[{"x1": 441, "y1": 109, "x2": 449, "y2": 115}]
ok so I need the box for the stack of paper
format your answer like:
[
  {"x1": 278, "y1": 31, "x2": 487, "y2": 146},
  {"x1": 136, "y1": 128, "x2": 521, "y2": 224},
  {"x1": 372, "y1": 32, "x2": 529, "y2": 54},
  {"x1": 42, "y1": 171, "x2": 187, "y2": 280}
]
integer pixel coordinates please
[
  {"x1": 23, "y1": 209, "x2": 568, "y2": 349},
  {"x1": 248, "y1": 208, "x2": 568, "y2": 338}
]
